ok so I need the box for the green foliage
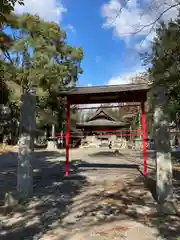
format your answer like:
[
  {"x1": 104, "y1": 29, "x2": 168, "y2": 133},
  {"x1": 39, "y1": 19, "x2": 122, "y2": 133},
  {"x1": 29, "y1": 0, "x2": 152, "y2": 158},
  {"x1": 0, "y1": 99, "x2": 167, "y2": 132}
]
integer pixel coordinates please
[
  {"x1": 144, "y1": 19, "x2": 180, "y2": 123},
  {"x1": 0, "y1": 13, "x2": 83, "y2": 131},
  {"x1": 0, "y1": 1, "x2": 24, "y2": 25},
  {"x1": 149, "y1": 21, "x2": 180, "y2": 86}
]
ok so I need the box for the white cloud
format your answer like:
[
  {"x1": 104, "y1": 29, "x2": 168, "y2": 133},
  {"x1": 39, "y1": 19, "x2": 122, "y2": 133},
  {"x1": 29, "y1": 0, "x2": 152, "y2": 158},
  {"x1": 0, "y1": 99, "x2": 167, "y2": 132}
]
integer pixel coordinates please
[
  {"x1": 101, "y1": 0, "x2": 179, "y2": 50},
  {"x1": 15, "y1": 0, "x2": 67, "y2": 23},
  {"x1": 135, "y1": 31, "x2": 156, "y2": 51},
  {"x1": 107, "y1": 68, "x2": 145, "y2": 85},
  {"x1": 66, "y1": 24, "x2": 76, "y2": 33}
]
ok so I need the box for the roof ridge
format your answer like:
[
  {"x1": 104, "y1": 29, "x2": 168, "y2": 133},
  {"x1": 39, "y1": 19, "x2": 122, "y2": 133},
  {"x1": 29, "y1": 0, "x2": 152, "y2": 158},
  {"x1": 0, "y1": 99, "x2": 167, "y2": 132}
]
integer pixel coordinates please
[{"x1": 87, "y1": 106, "x2": 116, "y2": 122}]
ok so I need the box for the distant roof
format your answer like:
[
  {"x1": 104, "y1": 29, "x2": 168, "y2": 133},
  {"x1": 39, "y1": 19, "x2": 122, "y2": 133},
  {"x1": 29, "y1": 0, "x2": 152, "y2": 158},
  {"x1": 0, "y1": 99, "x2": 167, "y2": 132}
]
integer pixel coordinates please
[
  {"x1": 87, "y1": 107, "x2": 116, "y2": 122},
  {"x1": 76, "y1": 119, "x2": 129, "y2": 128},
  {"x1": 60, "y1": 83, "x2": 150, "y2": 104}
]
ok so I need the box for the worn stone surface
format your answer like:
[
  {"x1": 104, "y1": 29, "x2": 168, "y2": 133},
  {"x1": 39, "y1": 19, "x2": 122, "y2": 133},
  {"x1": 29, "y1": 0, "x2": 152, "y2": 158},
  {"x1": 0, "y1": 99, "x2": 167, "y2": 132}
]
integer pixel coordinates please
[{"x1": 17, "y1": 93, "x2": 36, "y2": 200}]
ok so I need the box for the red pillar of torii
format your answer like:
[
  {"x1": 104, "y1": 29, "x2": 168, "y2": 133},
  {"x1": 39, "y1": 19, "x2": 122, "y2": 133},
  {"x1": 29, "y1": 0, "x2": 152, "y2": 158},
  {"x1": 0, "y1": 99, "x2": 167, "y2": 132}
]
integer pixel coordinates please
[
  {"x1": 61, "y1": 83, "x2": 150, "y2": 177},
  {"x1": 65, "y1": 101, "x2": 70, "y2": 176},
  {"x1": 141, "y1": 101, "x2": 147, "y2": 176}
]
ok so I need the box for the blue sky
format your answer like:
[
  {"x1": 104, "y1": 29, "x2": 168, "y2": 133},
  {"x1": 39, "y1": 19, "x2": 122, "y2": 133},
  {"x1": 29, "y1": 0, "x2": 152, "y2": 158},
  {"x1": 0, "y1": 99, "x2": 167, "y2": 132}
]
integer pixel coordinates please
[
  {"x1": 14, "y1": 0, "x2": 178, "y2": 87},
  {"x1": 62, "y1": 0, "x2": 142, "y2": 86}
]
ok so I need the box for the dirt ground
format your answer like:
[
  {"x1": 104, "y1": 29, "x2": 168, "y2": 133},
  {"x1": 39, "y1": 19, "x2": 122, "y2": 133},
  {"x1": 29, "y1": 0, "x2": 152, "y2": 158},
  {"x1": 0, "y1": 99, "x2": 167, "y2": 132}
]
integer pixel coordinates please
[{"x1": 0, "y1": 147, "x2": 180, "y2": 240}]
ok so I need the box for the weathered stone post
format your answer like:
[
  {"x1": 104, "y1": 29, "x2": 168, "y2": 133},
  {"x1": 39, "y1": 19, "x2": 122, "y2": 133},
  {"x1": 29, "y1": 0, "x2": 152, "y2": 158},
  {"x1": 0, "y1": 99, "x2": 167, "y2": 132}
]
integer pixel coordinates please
[
  {"x1": 153, "y1": 86, "x2": 173, "y2": 204},
  {"x1": 17, "y1": 88, "x2": 36, "y2": 200}
]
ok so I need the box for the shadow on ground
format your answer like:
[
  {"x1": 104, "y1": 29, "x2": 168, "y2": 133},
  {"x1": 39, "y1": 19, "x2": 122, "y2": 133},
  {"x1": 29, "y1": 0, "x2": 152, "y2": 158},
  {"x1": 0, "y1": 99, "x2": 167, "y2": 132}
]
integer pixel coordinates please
[
  {"x1": 67, "y1": 172, "x2": 180, "y2": 239},
  {"x1": 65, "y1": 150, "x2": 180, "y2": 239},
  {"x1": 0, "y1": 150, "x2": 88, "y2": 240},
  {"x1": 136, "y1": 150, "x2": 180, "y2": 163},
  {"x1": 88, "y1": 150, "x2": 123, "y2": 158},
  {"x1": 1, "y1": 149, "x2": 180, "y2": 239},
  {"x1": 88, "y1": 149, "x2": 155, "y2": 171}
]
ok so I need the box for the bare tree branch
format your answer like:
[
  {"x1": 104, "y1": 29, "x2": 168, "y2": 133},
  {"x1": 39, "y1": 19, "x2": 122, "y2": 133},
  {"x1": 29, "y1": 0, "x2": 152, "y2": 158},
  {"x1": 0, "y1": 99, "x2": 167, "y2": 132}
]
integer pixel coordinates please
[
  {"x1": 109, "y1": 0, "x2": 130, "y2": 25},
  {"x1": 130, "y1": 3, "x2": 180, "y2": 35},
  {"x1": 2, "y1": 50, "x2": 13, "y2": 64},
  {"x1": 111, "y1": 1, "x2": 179, "y2": 37}
]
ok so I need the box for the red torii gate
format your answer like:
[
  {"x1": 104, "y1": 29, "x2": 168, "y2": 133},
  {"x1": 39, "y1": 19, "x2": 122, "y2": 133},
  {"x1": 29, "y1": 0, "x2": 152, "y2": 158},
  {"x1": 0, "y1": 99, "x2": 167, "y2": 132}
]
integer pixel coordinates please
[{"x1": 60, "y1": 83, "x2": 150, "y2": 177}]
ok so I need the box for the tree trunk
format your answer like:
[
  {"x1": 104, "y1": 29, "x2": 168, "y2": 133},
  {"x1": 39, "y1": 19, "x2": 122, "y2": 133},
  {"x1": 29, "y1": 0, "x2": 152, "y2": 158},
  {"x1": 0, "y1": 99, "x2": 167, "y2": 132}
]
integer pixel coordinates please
[
  {"x1": 17, "y1": 90, "x2": 36, "y2": 200},
  {"x1": 153, "y1": 86, "x2": 173, "y2": 204}
]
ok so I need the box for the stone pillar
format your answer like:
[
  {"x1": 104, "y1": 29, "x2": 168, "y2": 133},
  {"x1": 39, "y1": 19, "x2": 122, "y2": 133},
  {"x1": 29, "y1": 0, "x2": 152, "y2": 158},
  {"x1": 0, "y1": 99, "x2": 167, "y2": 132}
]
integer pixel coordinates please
[
  {"x1": 153, "y1": 86, "x2": 173, "y2": 204},
  {"x1": 17, "y1": 89, "x2": 36, "y2": 200}
]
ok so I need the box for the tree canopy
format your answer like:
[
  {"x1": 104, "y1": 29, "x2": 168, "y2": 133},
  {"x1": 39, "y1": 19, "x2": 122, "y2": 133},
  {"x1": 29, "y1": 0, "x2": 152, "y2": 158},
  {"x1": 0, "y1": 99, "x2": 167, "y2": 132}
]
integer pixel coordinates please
[
  {"x1": 0, "y1": 0, "x2": 24, "y2": 24},
  {"x1": 144, "y1": 18, "x2": 180, "y2": 125},
  {"x1": 0, "y1": 13, "x2": 83, "y2": 135}
]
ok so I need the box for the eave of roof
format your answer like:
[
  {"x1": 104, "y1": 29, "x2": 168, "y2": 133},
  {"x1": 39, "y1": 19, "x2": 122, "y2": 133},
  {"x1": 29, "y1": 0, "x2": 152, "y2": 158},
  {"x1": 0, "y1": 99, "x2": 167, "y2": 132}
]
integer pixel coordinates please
[
  {"x1": 76, "y1": 119, "x2": 129, "y2": 127},
  {"x1": 60, "y1": 83, "x2": 150, "y2": 95}
]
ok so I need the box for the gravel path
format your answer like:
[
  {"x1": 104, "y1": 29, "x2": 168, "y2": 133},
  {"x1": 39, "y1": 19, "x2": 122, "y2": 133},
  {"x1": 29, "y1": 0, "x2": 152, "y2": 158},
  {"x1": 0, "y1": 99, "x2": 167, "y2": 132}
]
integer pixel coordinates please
[{"x1": 0, "y1": 147, "x2": 179, "y2": 240}]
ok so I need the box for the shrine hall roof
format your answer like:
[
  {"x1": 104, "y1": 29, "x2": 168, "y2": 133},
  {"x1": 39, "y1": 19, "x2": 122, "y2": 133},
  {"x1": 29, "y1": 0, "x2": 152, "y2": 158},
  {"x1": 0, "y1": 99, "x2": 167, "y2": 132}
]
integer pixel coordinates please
[
  {"x1": 87, "y1": 107, "x2": 117, "y2": 122},
  {"x1": 76, "y1": 119, "x2": 129, "y2": 128}
]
